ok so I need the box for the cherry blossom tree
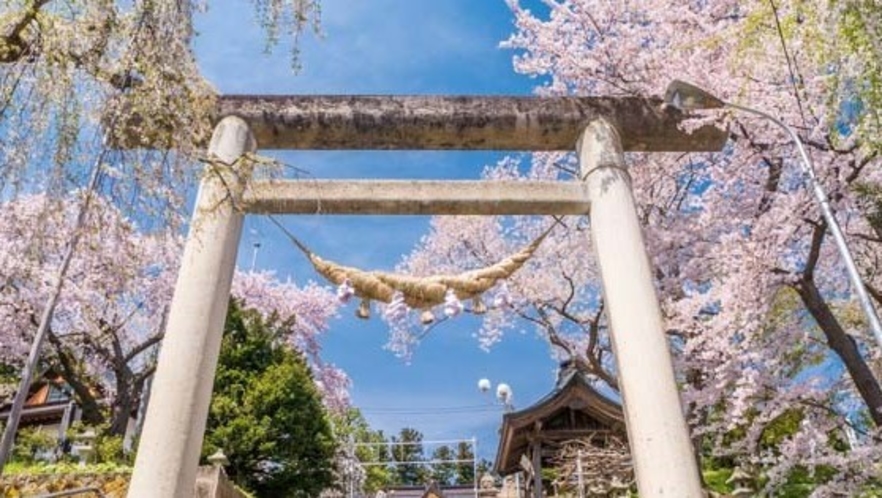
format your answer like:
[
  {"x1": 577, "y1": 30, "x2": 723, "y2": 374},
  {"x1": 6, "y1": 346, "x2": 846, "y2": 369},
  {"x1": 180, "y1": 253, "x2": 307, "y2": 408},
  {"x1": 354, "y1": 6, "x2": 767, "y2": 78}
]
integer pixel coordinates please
[
  {"x1": 0, "y1": 2, "x2": 328, "y2": 465},
  {"x1": 0, "y1": 193, "x2": 348, "y2": 436},
  {"x1": 0, "y1": 0, "x2": 322, "y2": 229},
  {"x1": 393, "y1": 1, "x2": 882, "y2": 493}
]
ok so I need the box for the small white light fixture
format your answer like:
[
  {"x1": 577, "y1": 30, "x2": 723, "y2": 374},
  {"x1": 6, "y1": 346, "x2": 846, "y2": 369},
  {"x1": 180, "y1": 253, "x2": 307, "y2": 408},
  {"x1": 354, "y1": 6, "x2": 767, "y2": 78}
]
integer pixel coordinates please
[{"x1": 496, "y1": 383, "x2": 512, "y2": 405}]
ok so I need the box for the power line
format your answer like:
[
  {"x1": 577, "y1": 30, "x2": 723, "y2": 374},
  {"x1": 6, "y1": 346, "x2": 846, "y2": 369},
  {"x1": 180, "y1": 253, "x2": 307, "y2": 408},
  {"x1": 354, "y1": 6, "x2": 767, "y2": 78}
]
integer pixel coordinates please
[
  {"x1": 352, "y1": 438, "x2": 475, "y2": 447},
  {"x1": 358, "y1": 405, "x2": 502, "y2": 416},
  {"x1": 358, "y1": 459, "x2": 477, "y2": 467}
]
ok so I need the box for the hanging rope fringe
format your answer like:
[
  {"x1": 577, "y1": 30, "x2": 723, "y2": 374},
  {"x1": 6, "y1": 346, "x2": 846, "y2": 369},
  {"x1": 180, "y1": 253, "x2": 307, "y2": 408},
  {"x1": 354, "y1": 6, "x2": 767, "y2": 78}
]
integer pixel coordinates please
[{"x1": 267, "y1": 214, "x2": 558, "y2": 312}]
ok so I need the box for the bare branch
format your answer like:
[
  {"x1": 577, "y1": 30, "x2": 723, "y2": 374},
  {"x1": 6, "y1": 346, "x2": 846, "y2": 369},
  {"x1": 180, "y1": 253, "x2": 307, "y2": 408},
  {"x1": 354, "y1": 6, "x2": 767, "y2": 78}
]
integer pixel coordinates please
[
  {"x1": 866, "y1": 281, "x2": 882, "y2": 308},
  {"x1": 124, "y1": 306, "x2": 168, "y2": 364}
]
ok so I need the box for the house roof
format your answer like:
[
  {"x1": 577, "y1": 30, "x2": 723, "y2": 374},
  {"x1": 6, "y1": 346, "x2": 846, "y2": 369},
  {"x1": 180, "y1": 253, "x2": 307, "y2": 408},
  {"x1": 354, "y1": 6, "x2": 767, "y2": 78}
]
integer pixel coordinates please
[
  {"x1": 493, "y1": 359, "x2": 625, "y2": 475},
  {"x1": 0, "y1": 376, "x2": 74, "y2": 426},
  {"x1": 0, "y1": 375, "x2": 72, "y2": 409},
  {"x1": 0, "y1": 400, "x2": 71, "y2": 425}
]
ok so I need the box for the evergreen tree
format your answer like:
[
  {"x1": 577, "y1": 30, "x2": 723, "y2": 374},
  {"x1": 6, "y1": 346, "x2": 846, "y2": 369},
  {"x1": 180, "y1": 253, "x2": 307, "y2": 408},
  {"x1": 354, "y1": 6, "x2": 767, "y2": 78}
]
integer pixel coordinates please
[
  {"x1": 429, "y1": 445, "x2": 456, "y2": 485},
  {"x1": 391, "y1": 427, "x2": 425, "y2": 485},
  {"x1": 454, "y1": 441, "x2": 475, "y2": 485},
  {"x1": 366, "y1": 430, "x2": 394, "y2": 492},
  {"x1": 203, "y1": 301, "x2": 338, "y2": 497}
]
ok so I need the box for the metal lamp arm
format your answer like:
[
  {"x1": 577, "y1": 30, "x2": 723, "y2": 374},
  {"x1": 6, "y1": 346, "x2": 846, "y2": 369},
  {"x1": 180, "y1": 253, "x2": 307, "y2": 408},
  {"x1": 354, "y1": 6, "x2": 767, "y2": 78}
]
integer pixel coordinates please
[{"x1": 727, "y1": 102, "x2": 882, "y2": 348}]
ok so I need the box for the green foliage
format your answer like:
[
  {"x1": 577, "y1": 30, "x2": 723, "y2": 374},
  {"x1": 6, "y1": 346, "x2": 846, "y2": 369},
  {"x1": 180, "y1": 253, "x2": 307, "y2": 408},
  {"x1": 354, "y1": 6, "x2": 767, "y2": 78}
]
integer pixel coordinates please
[
  {"x1": 234, "y1": 484, "x2": 258, "y2": 498},
  {"x1": 453, "y1": 441, "x2": 475, "y2": 485},
  {"x1": 854, "y1": 182, "x2": 882, "y2": 237},
  {"x1": 66, "y1": 422, "x2": 135, "y2": 465},
  {"x1": 390, "y1": 427, "x2": 426, "y2": 486},
  {"x1": 11, "y1": 427, "x2": 56, "y2": 464},
  {"x1": 723, "y1": 0, "x2": 882, "y2": 156},
  {"x1": 760, "y1": 465, "x2": 838, "y2": 498},
  {"x1": 760, "y1": 409, "x2": 805, "y2": 449},
  {"x1": 429, "y1": 445, "x2": 456, "y2": 485},
  {"x1": 329, "y1": 414, "x2": 488, "y2": 492},
  {"x1": 1, "y1": 461, "x2": 132, "y2": 475},
  {"x1": 331, "y1": 408, "x2": 393, "y2": 493},
  {"x1": 95, "y1": 433, "x2": 127, "y2": 465},
  {"x1": 702, "y1": 467, "x2": 735, "y2": 494},
  {"x1": 540, "y1": 467, "x2": 559, "y2": 495},
  {"x1": 0, "y1": 362, "x2": 17, "y2": 383},
  {"x1": 202, "y1": 300, "x2": 338, "y2": 498},
  {"x1": 834, "y1": 0, "x2": 882, "y2": 152},
  {"x1": 65, "y1": 422, "x2": 131, "y2": 465}
]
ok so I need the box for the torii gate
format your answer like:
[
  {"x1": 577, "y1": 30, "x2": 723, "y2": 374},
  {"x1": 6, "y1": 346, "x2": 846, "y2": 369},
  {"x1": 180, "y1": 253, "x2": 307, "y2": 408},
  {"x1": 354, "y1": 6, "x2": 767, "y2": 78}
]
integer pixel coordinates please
[{"x1": 125, "y1": 95, "x2": 726, "y2": 498}]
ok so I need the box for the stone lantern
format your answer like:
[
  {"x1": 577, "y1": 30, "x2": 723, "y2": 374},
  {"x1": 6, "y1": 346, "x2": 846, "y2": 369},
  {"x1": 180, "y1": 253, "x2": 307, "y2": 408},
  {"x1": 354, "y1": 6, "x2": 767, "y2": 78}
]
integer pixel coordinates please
[
  {"x1": 73, "y1": 429, "x2": 97, "y2": 467},
  {"x1": 726, "y1": 467, "x2": 754, "y2": 497}
]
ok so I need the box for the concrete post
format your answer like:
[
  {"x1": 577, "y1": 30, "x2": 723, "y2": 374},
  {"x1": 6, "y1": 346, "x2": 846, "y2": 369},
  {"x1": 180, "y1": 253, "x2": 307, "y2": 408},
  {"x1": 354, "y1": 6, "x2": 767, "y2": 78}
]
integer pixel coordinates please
[
  {"x1": 127, "y1": 116, "x2": 255, "y2": 498},
  {"x1": 578, "y1": 119, "x2": 703, "y2": 497}
]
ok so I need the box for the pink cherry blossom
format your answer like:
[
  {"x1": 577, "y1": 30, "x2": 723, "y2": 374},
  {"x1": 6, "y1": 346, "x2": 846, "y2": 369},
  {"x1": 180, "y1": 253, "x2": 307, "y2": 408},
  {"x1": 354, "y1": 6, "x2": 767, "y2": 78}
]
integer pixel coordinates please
[
  {"x1": 394, "y1": 1, "x2": 882, "y2": 491},
  {"x1": 0, "y1": 193, "x2": 348, "y2": 431}
]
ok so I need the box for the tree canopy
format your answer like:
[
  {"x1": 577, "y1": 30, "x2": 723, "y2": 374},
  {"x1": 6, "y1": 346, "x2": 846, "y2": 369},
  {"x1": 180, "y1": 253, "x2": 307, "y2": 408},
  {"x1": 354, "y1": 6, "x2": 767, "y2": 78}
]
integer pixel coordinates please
[
  {"x1": 330, "y1": 416, "x2": 487, "y2": 495},
  {"x1": 203, "y1": 300, "x2": 338, "y2": 497},
  {"x1": 0, "y1": 0, "x2": 321, "y2": 214},
  {"x1": 0, "y1": 0, "x2": 333, "y2": 466},
  {"x1": 0, "y1": 192, "x2": 349, "y2": 437},
  {"x1": 390, "y1": 0, "x2": 882, "y2": 494}
]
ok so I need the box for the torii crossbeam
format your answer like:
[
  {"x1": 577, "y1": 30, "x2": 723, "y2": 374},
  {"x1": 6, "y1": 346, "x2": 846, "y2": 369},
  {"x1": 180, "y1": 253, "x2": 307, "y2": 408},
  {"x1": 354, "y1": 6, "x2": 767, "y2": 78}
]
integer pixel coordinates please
[{"x1": 127, "y1": 95, "x2": 726, "y2": 498}]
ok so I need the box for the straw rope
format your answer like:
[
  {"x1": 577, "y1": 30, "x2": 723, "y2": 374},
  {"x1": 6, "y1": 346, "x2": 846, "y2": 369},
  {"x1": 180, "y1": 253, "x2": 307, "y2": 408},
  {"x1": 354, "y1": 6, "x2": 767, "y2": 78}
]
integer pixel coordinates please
[{"x1": 267, "y1": 215, "x2": 556, "y2": 310}]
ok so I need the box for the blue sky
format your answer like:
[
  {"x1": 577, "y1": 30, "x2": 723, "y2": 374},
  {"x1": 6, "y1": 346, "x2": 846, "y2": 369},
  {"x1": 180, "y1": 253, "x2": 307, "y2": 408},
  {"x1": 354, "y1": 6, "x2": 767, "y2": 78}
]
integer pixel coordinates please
[{"x1": 193, "y1": 0, "x2": 560, "y2": 461}]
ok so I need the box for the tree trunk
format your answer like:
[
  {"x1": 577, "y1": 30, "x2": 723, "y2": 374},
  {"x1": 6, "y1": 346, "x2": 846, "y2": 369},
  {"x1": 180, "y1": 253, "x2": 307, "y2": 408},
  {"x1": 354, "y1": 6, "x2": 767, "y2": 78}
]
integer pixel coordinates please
[
  {"x1": 796, "y1": 279, "x2": 882, "y2": 426},
  {"x1": 109, "y1": 368, "x2": 137, "y2": 437},
  {"x1": 48, "y1": 335, "x2": 105, "y2": 426}
]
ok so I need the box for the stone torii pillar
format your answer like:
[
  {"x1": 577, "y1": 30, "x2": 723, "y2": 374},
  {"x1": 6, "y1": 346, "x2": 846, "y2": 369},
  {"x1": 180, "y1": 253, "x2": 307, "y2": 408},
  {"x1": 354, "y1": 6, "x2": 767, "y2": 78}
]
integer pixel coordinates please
[
  {"x1": 127, "y1": 116, "x2": 255, "y2": 498},
  {"x1": 578, "y1": 118, "x2": 703, "y2": 496},
  {"x1": 124, "y1": 95, "x2": 725, "y2": 498}
]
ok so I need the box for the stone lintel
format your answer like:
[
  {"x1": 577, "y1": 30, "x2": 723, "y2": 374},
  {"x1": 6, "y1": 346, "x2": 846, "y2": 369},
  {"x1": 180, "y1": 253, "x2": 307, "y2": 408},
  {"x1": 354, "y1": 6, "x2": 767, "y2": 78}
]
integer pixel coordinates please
[
  {"x1": 242, "y1": 179, "x2": 591, "y2": 215},
  {"x1": 218, "y1": 95, "x2": 726, "y2": 151}
]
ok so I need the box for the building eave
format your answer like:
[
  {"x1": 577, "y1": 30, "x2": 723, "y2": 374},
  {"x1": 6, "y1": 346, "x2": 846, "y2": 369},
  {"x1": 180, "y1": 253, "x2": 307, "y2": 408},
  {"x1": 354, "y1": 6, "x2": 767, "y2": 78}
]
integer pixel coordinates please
[{"x1": 493, "y1": 370, "x2": 625, "y2": 475}]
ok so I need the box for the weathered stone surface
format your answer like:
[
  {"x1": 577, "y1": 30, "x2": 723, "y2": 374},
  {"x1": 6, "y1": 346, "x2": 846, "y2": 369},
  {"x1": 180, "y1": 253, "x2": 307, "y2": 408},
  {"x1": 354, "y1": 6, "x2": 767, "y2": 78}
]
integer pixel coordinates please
[
  {"x1": 195, "y1": 466, "x2": 248, "y2": 498},
  {"x1": 218, "y1": 95, "x2": 726, "y2": 151},
  {"x1": 243, "y1": 180, "x2": 591, "y2": 215}
]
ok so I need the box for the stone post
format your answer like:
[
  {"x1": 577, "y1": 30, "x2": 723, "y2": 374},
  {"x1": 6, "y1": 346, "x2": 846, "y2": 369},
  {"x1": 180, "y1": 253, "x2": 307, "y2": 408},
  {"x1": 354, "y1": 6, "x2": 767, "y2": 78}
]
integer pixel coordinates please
[
  {"x1": 578, "y1": 118, "x2": 703, "y2": 496},
  {"x1": 128, "y1": 116, "x2": 255, "y2": 498}
]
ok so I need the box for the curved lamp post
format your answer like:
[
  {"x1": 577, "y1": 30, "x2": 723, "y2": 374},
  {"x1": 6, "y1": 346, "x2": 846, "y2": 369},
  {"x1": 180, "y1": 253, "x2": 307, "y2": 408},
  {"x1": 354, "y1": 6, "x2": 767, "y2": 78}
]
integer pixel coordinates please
[{"x1": 665, "y1": 80, "x2": 882, "y2": 350}]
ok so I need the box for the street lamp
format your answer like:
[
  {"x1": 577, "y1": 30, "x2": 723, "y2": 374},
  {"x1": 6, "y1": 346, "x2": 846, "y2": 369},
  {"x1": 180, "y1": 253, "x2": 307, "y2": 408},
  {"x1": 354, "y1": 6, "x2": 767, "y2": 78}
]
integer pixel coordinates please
[
  {"x1": 496, "y1": 383, "x2": 513, "y2": 410},
  {"x1": 664, "y1": 80, "x2": 882, "y2": 349},
  {"x1": 477, "y1": 378, "x2": 514, "y2": 411}
]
